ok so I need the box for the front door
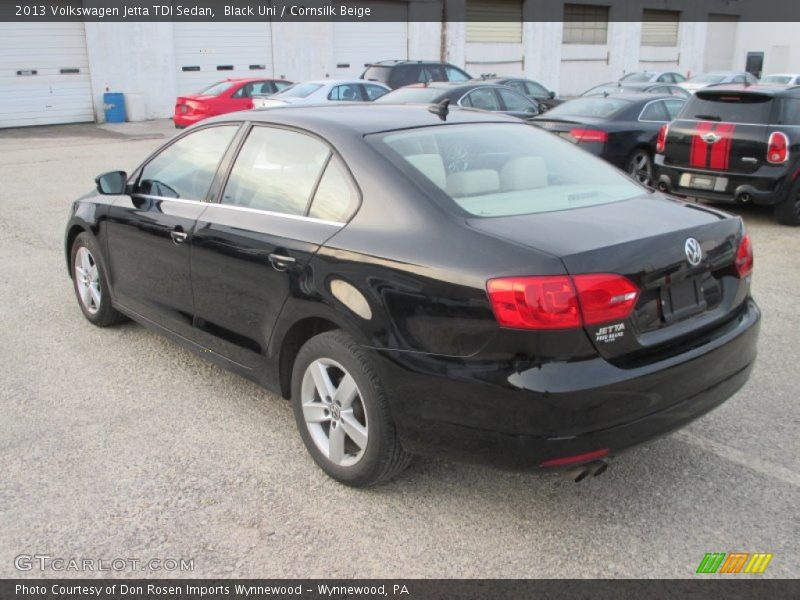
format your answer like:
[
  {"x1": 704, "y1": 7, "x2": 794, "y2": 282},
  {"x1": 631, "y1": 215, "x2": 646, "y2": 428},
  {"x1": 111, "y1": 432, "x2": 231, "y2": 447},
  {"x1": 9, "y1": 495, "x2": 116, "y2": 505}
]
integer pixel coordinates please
[
  {"x1": 190, "y1": 124, "x2": 359, "y2": 368},
  {"x1": 105, "y1": 124, "x2": 240, "y2": 338}
]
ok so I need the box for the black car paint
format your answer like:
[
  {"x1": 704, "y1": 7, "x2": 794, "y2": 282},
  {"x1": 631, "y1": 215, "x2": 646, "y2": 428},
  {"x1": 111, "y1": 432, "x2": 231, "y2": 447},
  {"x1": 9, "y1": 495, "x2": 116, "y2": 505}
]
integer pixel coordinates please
[
  {"x1": 655, "y1": 85, "x2": 800, "y2": 206},
  {"x1": 532, "y1": 93, "x2": 684, "y2": 171},
  {"x1": 66, "y1": 105, "x2": 759, "y2": 470},
  {"x1": 477, "y1": 77, "x2": 564, "y2": 110}
]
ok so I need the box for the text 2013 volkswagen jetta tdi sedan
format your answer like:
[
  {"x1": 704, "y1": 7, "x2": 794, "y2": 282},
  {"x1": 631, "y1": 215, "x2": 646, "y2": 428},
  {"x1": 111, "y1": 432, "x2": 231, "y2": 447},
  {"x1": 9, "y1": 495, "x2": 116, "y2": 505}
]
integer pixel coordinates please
[{"x1": 65, "y1": 105, "x2": 759, "y2": 486}]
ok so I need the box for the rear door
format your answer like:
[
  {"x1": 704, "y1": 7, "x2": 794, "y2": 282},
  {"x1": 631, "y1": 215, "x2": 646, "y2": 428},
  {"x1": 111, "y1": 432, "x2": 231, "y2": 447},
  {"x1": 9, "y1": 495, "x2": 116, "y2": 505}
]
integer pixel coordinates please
[
  {"x1": 190, "y1": 125, "x2": 359, "y2": 368},
  {"x1": 662, "y1": 91, "x2": 775, "y2": 175}
]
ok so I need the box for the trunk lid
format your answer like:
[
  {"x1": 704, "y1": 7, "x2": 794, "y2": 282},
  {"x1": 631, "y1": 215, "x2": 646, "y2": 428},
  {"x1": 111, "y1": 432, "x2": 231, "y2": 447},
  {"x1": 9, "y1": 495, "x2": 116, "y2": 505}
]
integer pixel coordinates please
[
  {"x1": 663, "y1": 90, "x2": 776, "y2": 174},
  {"x1": 468, "y1": 195, "x2": 748, "y2": 364}
]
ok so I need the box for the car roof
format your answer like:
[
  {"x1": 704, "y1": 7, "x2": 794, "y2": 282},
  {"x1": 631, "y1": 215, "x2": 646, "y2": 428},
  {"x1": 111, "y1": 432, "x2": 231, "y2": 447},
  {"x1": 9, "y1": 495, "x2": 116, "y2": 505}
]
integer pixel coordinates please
[
  {"x1": 402, "y1": 81, "x2": 509, "y2": 91},
  {"x1": 298, "y1": 79, "x2": 389, "y2": 87},
  {"x1": 208, "y1": 103, "x2": 518, "y2": 135},
  {"x1": 223, "y1": 77, "x2": 287, "y2": 83},
  {"x1": 365, "y1": 60, "x2": 456, "y2": 67}
]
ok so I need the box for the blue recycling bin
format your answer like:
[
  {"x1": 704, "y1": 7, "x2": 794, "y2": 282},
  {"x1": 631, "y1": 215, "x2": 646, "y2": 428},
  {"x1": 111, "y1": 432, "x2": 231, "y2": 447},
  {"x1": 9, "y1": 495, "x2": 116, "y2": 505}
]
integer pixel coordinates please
[{"x1": 103, "y1": 92, "x2": 126, "y2": 123}]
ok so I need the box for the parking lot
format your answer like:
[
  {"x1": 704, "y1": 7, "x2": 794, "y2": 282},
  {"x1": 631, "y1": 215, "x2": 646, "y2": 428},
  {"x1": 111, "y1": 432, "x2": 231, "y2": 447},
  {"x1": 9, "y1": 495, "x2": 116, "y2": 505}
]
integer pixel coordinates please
[{"x1": 0, "y1": 120, "x2": 798, "y2": 578}]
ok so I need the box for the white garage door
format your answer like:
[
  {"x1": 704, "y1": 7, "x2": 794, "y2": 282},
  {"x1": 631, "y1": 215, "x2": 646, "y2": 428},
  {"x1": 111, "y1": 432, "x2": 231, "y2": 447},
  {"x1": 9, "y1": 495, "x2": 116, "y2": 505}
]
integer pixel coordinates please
[
  {"x1": 0, "y1": 23, "x2": 94, "y2": 128},
  {"x1": 333, "y1": 2, "x2": 408, "y2": 79},
  {"x1": 704, "y1": 16, "x2": 738, "y2": 72},
  {"x1": 174, "y1": 23, "x2": 273, "y2": 96}
]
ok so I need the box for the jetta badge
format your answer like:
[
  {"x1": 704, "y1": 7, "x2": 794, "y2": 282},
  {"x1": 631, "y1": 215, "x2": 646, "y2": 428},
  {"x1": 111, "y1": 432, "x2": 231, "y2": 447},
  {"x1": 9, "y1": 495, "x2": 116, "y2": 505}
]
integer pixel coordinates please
[
  {"x1": 702, "y1": 131, "x2": 721, "y2": 144},
  {"x1": 685, "y1": 238, "x2": 703, "y2": 266}
]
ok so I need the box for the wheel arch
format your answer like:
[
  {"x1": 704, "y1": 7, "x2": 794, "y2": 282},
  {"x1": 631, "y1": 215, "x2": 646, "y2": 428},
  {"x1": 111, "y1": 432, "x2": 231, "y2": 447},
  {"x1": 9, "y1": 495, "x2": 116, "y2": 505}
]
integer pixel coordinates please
[
  {"x1": 276, "y1": 315, "x2": 342, "y2": 400},
  {"x1": 65, "y1": 222, "x2": 92, "y2": 276}
]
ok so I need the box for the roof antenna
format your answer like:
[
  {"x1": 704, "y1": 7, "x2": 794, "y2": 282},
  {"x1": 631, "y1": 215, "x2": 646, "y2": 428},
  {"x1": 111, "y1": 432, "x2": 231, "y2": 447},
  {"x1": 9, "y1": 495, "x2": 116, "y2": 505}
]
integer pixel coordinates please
[{"x1": 428, "y1": 98, "x2": 450, "y2": 121}]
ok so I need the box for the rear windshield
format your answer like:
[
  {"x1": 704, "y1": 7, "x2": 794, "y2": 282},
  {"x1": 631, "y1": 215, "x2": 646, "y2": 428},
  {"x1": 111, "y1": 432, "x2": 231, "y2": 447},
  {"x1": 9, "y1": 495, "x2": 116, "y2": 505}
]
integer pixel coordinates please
[
  {"x1": 375, "y1": 87, "x2": 445, "y2": 104},
  {"x1": 582, "y1": 83, "x2": 619, "y2": 97},
  {"x1": 362, "y1": 66, "x2": 392, "y2": 83},
  {"x1": 545, "y1": 97, "x2": 629, "y2": 118},
  {"x1": 276, "y1": 83, "x2": 322, "y2": 99},
  {"x1": 199, "y1": 82, "x2": 233, "y2": 96},
  {"x1": 368, "y1": 123, "x2": 642, "y2": 217},
  {"x1": 682, "y1": 92, "x2": 774, "y2": 124}
]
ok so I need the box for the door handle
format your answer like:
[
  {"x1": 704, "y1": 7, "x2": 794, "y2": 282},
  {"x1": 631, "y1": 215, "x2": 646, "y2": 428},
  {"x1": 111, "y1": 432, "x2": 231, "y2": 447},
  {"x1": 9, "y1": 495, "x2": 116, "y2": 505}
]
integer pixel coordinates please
[
  {"x1": 268, "y1": 253, "x2": 296, "y2": 271},
  {"x1": 170, "y1": 229, "x2": 188, "y2": 244}
]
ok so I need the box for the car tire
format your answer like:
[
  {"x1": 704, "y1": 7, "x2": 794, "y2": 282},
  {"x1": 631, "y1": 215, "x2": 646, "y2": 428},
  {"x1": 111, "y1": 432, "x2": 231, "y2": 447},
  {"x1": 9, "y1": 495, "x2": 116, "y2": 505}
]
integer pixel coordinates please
[
  {"x1": 627, "y1": 148, "x2": 654, "y2": 187},
  {"x1": 774, "y1": 178, "x2": 800, "y2": 226},
  {"x1": 70, "y1": 232, "x2": 127, "y2": 327},
  {"x1": 291, "y1": 330, "x2": 413, "y2": 487}
]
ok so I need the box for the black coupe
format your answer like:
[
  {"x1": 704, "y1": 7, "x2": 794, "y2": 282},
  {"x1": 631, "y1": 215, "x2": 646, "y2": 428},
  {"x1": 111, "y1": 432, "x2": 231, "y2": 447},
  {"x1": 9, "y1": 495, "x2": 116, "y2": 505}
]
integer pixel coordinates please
[{"x1": 66, "y1": 105, "x2": 759, "y2": 486}]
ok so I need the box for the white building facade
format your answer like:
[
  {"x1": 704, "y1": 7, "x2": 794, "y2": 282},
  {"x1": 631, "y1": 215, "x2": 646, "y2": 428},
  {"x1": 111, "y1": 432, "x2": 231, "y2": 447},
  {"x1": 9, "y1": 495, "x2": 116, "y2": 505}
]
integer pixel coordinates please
[{"x1": 0, "y1": 0, "x2": 796, "y2": 128}]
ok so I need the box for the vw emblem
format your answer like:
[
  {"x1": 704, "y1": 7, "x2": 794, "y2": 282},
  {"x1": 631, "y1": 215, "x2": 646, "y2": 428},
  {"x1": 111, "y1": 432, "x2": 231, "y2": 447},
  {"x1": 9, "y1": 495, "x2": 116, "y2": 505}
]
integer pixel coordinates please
[
  {"x1": 702, "y1": 132, "x2": 721, "y2": 144},
  {"x1": 685, "y1": 238, "x2": 703, "y2": 266}
]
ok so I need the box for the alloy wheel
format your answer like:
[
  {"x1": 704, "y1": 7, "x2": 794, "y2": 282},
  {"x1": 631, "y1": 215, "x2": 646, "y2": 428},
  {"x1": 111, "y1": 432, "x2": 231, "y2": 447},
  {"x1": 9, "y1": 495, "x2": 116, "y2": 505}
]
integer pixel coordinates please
[
  {"x1": 74, "y1": 246, "x2": 101, "y2": 314},
  {"x1": 628, "y1": 151, "x2": 653, "y2": 186},
  {"x1": 301, "y1": 358, "x2": 368, "y2": 467}
]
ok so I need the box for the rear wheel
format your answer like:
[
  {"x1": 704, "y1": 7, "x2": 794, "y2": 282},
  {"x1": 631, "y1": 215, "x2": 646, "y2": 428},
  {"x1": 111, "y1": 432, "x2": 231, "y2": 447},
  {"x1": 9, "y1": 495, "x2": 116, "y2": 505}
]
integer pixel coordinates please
[
  {"x1": 291, "y1": 330, "x2": 412, "y2": 486},
  {"x1": 70, "y1": 233, "x2": 127, "y2": 327},
  {"x1": 627, "y1": 149, "x2": 653, "y2": 187},
  {"x1": 774, "y1": 179, "x2": 800, "y2": 226}
]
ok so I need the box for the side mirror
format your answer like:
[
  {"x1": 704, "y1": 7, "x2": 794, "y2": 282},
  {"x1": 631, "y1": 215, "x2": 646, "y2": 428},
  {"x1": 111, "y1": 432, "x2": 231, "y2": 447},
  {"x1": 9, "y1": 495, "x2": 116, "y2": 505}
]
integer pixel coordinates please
[
  {"x1": 95, "y1": 171, "x2": 127, "y2": 195},
  {"x1": 548, "y1": 90, "x2": 556, "y2": 99}
]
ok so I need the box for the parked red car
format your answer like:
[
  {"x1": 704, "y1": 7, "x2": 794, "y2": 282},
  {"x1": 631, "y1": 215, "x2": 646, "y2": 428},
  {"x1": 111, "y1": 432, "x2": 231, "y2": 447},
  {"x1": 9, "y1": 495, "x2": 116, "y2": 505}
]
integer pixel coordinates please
[{"x1": 173, "y1": 78, "x2": 292, "y2": 128}]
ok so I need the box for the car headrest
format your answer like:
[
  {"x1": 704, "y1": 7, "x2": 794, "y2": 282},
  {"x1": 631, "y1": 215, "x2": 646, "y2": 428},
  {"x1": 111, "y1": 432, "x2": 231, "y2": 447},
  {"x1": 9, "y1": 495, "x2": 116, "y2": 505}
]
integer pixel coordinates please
[
  {"x1": 405, "y1": 153, "x2": 446, "y2": 189},
  {"x1": 446, "y1": 169, "x2": 500, "y2": 197},
  {"x1": 500, "y1": 156, "x2": 548, "y2": 191}
]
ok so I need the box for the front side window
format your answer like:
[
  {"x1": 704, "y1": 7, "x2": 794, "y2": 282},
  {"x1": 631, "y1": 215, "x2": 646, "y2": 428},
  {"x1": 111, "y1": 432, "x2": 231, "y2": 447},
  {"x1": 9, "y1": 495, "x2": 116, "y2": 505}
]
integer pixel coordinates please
[
  {"x1": 221, "y1": 127, "x2": 331, "y2": 216},
  {"x1": 328, "y1": 84, "x2": 361, "y2": 101},
  {"x1": 525, "y1": 80, "x2": 549, "y2": 97},
  {"x1": 371, "y1": 123, "x2": 642, "y2": 217},
  {"x1": 445, "y1": 65, "x2": 471, "y2": 81},
  {"x1": 498, "y1": 88, "x2": 537, "y2": 112},
  {"x1": 462, "y1": 88, "x2": 500, "y2": 111},
  {"x1": 136, "y1": 126, "x2": 238, "y2": 200},
  {"x1": 363, "y1": 84, "x2": 389, "y2": 100}
]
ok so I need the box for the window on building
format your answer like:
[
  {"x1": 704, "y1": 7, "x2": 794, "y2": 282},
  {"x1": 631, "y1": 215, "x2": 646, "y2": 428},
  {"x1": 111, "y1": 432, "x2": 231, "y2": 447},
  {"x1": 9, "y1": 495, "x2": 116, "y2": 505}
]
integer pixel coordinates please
[
  {"x1": 641, "y1": 10, "x2": 680, "y2": 46},
  {"x1": 466, "y1": 1, "x2": 523, "y2": 43},
  {"x1": 563, "y1": 4, "x2": 610, "y2": 45}
]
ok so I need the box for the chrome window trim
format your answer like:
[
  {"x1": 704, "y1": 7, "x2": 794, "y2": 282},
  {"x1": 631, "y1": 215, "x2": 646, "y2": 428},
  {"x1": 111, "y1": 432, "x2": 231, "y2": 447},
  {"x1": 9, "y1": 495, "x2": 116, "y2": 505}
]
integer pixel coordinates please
[{"x1": 131, "y1": 194, "x2": 345, "y2": 228}]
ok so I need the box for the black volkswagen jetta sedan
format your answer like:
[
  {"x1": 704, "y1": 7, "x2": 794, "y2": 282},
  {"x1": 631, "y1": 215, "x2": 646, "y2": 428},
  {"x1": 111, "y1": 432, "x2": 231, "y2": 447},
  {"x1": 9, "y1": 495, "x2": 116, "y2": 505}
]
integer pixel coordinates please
[{"x1": 66, "y1": 105, "x2": 760, "y2": 486}]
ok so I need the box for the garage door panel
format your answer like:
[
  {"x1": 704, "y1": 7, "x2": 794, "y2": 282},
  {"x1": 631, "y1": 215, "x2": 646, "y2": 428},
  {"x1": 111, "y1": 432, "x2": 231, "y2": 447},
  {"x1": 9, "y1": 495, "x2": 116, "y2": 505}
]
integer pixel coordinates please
[
  {"x1": 0, "y1": 23, "x2": 93, "y2": 128},
  {"x1": 174, "y1": 22, "x2": 273, "y2": 95},
  {"x1": 333, "y1": 2, "x2": 408, "y2": 78}
]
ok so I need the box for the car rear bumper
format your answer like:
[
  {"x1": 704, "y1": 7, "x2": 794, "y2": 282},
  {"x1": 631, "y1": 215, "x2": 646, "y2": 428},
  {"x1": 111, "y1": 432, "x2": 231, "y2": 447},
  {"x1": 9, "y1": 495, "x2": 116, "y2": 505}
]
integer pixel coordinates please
[
  {"x1": 173, "y1": 111, "x2": 207, "y2": 128},
  {"x1": 371, "y1": 298, "x2": 760, "y2": 471},
  {"x1": 654, "y1": 157, "x2": 795, "y2": 206}
]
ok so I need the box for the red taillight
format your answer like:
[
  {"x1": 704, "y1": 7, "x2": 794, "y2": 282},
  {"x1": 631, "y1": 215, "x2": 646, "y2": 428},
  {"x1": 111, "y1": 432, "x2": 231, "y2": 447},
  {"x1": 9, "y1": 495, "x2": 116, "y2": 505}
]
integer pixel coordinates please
[
  {"x1": 486, "y1": 276, "x2": 581, "y2": 330},
  {"x1": 735, "y1": 234, "x2": 753, "y2": 278},
  {"x1": 570, "y1": 128, "x2": 608, "y2": 143},
  {"x1": 572, "y1": 274, "x2": 640, "y2": 326},
  {"x1": 656, "y1": 123, "x2": 669, "y2": 154},
  {"x1": 767, "y1": 131, "x2": 789, "y2": 164},
  {"x1": 540, "y1": 448, "x2": 610, "y2": 468},
  {"x1": 487, "y1": 274, "x2": 638, "y2": 330}
]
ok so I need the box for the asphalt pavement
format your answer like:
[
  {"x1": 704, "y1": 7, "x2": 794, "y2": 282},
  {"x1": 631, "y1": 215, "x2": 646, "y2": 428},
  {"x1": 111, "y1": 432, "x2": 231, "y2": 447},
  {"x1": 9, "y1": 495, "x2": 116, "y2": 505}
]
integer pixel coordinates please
[{"x1": 0, "y1": 120, "x2": 797, "y2": 578}]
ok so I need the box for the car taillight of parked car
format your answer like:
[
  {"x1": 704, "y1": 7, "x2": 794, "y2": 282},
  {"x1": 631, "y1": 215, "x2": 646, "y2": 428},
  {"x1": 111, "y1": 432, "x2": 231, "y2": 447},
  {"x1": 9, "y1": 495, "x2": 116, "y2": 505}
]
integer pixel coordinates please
[
  {"x1": 767, "y1": 131, "x2": 789, "y2": 164},
  {"x1": 570, "y1": 128, "x2": 608, "y2": 144},
  {"x1": 486, "y1": 274, "x2": 639, "y2": 330},
  {"x1": 656, "y1": 123, "x2": 669, "y2": 154},
  {"x1": 735, "y1": 234, "x2": 754, "y2": 278}
]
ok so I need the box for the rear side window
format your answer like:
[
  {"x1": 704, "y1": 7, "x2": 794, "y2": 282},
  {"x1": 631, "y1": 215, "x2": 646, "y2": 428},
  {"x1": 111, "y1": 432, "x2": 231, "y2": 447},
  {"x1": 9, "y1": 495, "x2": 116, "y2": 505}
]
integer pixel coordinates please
[
  {"x1": 683, "y1": 93, "x2": 774, "y2": 124},
  {"x1": 362, "y1": 66, "x2": 392, "y2": 84},
  {"x1": 136, "y1": 126, "x2": 238, "y2": 200},
  {"x1": 778, "y1": 98, "x2": 800, "y2": 125},
  {"x1": 390, "y1": 66, "x2": 421, "y2": 88},
  {"x1": 221, "y1": 127, "x2": 330, "y2": 215},
  {"x1": 639, "y1": 101, "x2": 668, "y2": 121},
  {"x1": 308, "y1": 157, "x2": 359, "y2": 222}
]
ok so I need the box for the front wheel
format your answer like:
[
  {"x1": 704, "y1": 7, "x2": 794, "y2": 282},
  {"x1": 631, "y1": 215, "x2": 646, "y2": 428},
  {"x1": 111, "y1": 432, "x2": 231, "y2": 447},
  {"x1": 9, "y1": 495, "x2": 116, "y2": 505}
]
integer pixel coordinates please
[
  {"x1": 70, "y1": 232, "x2": 127, "y2": 327},
  {"x1": 291, "y1": 330, "x2": 413, "y2": 486},
  {"x1": 627, "y1": 149, "x2": 654, "y2": 187},
  {"x1": 774, "y1": 179, "x2": 800, "y2": 226}
]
